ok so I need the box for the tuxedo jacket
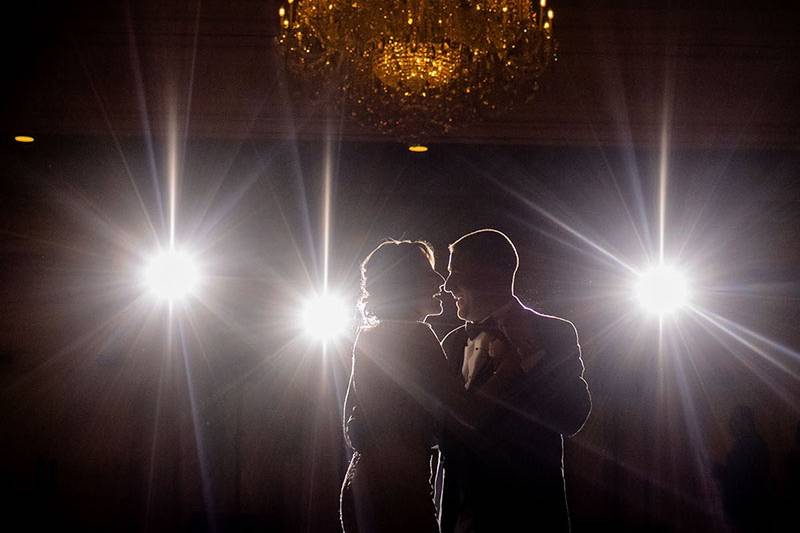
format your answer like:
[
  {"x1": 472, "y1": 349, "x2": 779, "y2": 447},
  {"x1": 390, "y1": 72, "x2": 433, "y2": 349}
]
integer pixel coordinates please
[{"x1": 438, "y1": 299, "x2": 591, "y2": 533}]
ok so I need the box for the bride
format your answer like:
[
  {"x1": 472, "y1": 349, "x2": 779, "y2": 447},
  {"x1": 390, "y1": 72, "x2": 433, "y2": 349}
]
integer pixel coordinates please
[{"x1": 339, "y1": 239, "x2": 519, "y2": 533}]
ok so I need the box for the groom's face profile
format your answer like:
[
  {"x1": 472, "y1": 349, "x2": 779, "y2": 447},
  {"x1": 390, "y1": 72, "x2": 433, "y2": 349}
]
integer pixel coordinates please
[{"x1": 444, "y1": 250, "x2": 490, "y2": 322}]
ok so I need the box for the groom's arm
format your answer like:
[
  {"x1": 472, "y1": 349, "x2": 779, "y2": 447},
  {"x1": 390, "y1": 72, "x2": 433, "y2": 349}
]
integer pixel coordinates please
[
  {"x1": 498, "y1": 313, "x2": 591, "y2": 437},
  {"x1": 532, "y1": 318, "x2": 591, "y2": 437}
]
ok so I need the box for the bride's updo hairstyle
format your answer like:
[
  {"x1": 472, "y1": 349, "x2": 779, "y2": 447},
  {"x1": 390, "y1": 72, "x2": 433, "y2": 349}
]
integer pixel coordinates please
[{"x1": 359, "y1": 239, "x2": 436, "y2": 324}]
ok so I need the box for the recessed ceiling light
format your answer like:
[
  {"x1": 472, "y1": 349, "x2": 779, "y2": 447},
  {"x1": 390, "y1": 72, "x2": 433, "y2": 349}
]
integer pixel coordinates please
[
  {"x1": 408, "y1": 144, "x2": 428, "y2": 153},
  {"x1": 14, "y1": 136, "x2": 34, "y2": 143}
]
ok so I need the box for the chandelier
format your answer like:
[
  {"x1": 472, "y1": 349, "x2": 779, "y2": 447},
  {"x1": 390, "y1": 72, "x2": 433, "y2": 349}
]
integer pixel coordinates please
[{"x1": 277, "y1": 1, "x2": 556, "y2": 141}]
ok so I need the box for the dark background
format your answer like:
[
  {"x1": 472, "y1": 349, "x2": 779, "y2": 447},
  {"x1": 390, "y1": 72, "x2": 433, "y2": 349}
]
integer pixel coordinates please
[{"x1": 1, "y1": 1, "x2": 799, "y2": 532}]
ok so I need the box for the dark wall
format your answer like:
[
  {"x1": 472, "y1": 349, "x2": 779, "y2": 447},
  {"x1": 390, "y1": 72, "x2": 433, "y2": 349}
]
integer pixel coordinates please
[{"x1": 1, "y1": 135, "x2": 799, "y2": 531}]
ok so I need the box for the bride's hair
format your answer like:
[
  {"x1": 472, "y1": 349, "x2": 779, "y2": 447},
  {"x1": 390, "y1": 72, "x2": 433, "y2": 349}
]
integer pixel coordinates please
[{"x1": 359, "y1": 239, "x2": 436, "y2": 324}]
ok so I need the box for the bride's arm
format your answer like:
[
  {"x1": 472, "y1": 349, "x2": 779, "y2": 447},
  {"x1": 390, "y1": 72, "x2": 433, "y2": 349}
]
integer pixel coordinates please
[
  {"x1": 411, "y1": 324, "x2": 526, "y2": 434},
  {"x1": 406, "y1": 324, "x2": 499, "y2": 431},
  {"x1": 342, "y1": 354, "x2": 359, "y2": 450},
  {"x1": 348, "y1": 323, "x2": 524, "y2": 448}
]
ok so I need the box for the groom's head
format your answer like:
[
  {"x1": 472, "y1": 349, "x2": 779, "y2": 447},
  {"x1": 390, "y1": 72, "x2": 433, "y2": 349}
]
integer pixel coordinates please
[{"x1": 444, "y1": 229, "x2": 519, "y2": 322}]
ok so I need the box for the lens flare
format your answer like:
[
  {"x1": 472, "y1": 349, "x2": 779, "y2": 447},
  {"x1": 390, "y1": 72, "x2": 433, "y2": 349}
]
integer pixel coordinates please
[
  {"x1": 144, "y1": 249, "x2": 199, "y2": 301},
  {"x1": 634, "y1": 264, "x2": 689, "y2": 315},
  {"x1": 301, "y1": 293, "x2": 350, "y2": 342}
]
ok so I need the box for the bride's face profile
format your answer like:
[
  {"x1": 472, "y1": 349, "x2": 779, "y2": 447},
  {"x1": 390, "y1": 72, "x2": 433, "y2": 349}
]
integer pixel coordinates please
[{"x1": 414, "y1": 259, "x2": 445, "y2": 320}]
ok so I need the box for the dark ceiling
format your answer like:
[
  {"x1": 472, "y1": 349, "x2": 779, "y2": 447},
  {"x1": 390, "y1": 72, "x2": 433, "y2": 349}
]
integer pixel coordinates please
[{"x1": 2, "y1": 0, "x2": 799, "y2": 148}]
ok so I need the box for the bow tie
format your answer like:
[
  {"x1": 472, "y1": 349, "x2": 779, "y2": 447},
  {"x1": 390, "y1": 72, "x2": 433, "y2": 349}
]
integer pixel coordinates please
[{"x1": 465, "y1": 320, "x2": 501, "y2": 340}]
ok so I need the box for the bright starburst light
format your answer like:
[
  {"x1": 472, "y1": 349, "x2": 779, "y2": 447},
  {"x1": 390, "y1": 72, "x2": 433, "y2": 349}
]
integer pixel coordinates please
[
  {"x1": 144, "y1": 249, "x2": 199, "y2": 301},
  {"x1": 301, "y1": 293, "x2": 350, "y2": 342},
  {"x1": 634, "y1": 264, "x2": 689, "y2": 316}
]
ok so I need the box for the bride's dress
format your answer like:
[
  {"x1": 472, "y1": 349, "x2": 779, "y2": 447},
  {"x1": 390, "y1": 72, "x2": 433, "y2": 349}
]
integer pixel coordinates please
[{"x1": 340, "y1": 320, "x2": 448, "y2": 533}]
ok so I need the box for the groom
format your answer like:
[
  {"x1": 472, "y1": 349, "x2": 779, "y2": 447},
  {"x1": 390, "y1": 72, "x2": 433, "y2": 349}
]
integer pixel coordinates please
[{"x1": 436, "y1": 229, "x2": 591, "y2": 533}]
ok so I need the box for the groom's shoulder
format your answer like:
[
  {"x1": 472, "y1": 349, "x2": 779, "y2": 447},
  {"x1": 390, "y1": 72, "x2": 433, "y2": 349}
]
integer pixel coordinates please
[{"x1": 511, "y1": 301, "x2": 578, "y2": 344}]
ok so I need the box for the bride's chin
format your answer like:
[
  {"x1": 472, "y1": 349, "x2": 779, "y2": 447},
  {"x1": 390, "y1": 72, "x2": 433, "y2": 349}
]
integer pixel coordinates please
[
  {"x1": 417, "y1": 296, "x2": 443, "y2": 320},
  {"x1": 426, "y1": 300, "x2": 443, "y2": 317}
]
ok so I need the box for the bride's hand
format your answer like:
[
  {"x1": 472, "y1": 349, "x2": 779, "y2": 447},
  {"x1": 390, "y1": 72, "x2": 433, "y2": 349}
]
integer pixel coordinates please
[
  {"x1": 498, "y1": 316, "x2": 547, "y2": 373},
  {"x1": 479, "y1": 339, "x2": 525, "y2": 400}
]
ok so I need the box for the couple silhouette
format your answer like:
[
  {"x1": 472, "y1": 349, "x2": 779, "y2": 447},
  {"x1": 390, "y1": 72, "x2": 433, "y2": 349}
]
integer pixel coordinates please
[{"x1": 340, "y1": 229, "x2": 591, "y2": 533}]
